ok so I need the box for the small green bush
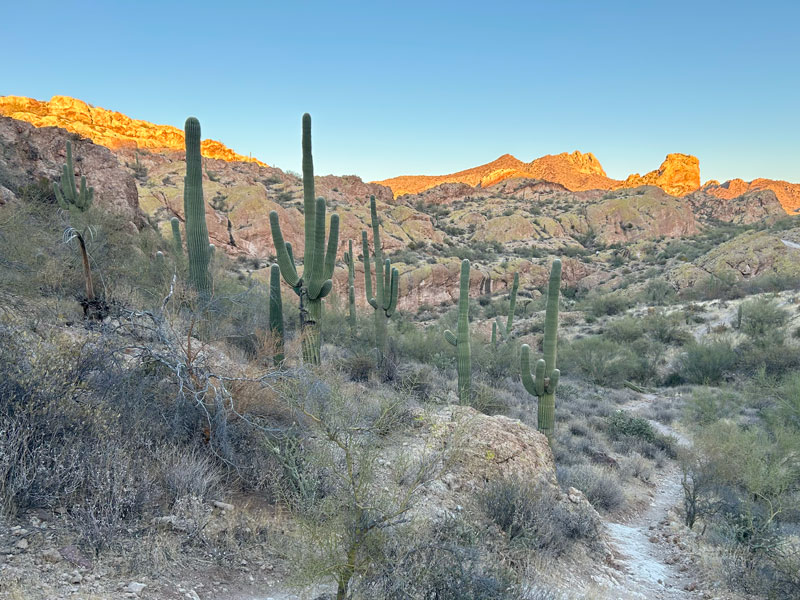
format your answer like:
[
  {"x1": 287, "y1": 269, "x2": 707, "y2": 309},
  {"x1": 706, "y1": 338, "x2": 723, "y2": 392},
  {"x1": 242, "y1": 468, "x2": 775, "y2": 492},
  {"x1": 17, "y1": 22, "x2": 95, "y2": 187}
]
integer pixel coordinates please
[{"x1": 675, "y1": 338, "x2": 737, "y2": 384}]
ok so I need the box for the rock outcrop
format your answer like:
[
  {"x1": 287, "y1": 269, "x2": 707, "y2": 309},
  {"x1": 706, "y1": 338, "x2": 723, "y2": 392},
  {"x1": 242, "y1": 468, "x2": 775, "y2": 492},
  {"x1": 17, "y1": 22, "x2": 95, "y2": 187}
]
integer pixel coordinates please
[
  {"x1": 622, "y1": 153, "x2": 700, "y2": 197},
  {"x1": 702, "y1": 178, "x2": 800, "y2": 214},
  {"x1": 0, "y1": 95, "x2": 266, "y2": 166}
]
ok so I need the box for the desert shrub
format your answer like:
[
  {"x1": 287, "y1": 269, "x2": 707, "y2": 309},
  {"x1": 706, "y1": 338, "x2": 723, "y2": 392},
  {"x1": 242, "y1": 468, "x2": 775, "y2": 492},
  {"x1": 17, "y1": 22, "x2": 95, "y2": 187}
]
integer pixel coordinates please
[
  {"x1": 643, "y1": 311, "x2": 692, "y2": 345},
  {"x1": 736, "y1": 339, "x2": 800, "y2": 376},
  {"x1": 359, "y1": 516, "x2": 522, "y2": 600},
  {"x1": 394, "y1": 364, "x2": 436, "y2": 401},
  {"x1": 603, "y1": 317, "x2": 645, "y2": 343},
  {"x1": 479, "y1": 477, "x2": 599, "y2": 556},
  {"x1": 556, "y1": 464, "x2": 624, "y2": 511},
  {"x1": 561, "y1": 337, "x2": 639, "y2": 387},
  {"x1": 468, "y1": 383, "x2": 510, "y2": 416},
  {"x1": 584, "y1": 291, "x2": 633, "y2": 318},
  {"x1": 342, "y1": 352, "x2": 375, "y2": 382},
  {"x1": 771, "y1": 372, "x2": 800, "y2": 431},
  {"x1": 674, "y1": 338, "x2": 737, "y2": 384},
  {"x1": 684, "y1": 388, "x2": 742, "y2": 426},
  {"x1": 605, "y1": 410, "x2": 657, "y2": 443},
  {"x1": 641, "y1": 279, "x2": 676, "y2": 305},
  {"x1": 738, "y1": 297, "x2": 789, "y2": 341}
]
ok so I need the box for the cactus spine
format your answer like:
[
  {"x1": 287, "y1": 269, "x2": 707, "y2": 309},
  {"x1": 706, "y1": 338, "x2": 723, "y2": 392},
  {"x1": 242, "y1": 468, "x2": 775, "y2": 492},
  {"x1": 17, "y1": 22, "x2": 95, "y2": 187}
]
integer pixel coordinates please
[
  {"x1": 183, "y1": 117, "x2": 211, "y2": 298},
  {"x1": 53, "y1": 141, "x2": 94, "y2": 212},
  {"x1": 343, "y1": 239, "x2": 357, "y2": 334},
  {"x1": 171, "y1": 217, "x2": 183, "y2": 253},
  {"x1": 444, "y1": 259, "x2": 471, "y2": 404},
  {"x1": 520, "y1": 259, "x2": 561, "y2": 441},
  {"x1": 269, "y1": 114, "x2": 339, "y2": 365},
  {"x1": 361, "y1": 195, "x2": 399, "y2": 358},
  {"x1": 269, "y1": 264, "x2": 285, "y2": 365}
]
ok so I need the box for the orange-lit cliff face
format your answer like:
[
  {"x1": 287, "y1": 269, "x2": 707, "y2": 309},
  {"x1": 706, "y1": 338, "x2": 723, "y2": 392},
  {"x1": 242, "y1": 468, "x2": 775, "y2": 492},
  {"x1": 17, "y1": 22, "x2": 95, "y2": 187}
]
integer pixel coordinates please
[
  {"x1": 702, "y1": 178, "x2": 800, "y2": 214},
  {"x1": 0, "y1": 95, "x2": 267, "y2": 166},
  {"x1": 375, "y1": 151, "x2": 702, "y2": 199}
]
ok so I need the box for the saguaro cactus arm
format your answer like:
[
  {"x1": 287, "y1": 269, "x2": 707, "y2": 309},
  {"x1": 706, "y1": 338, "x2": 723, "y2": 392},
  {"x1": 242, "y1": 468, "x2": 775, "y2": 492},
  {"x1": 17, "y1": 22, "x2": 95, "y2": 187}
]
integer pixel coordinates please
[{"x1": 269, "y1": 211, "x2": 301, "y2": 288}]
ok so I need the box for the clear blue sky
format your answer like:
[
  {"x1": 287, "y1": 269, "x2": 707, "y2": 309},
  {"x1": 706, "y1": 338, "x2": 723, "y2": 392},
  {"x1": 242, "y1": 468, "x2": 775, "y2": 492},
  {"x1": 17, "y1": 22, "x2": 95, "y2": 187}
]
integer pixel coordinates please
[{"x1": 2, "y1": 1, "x2": 798, "y2": 183}]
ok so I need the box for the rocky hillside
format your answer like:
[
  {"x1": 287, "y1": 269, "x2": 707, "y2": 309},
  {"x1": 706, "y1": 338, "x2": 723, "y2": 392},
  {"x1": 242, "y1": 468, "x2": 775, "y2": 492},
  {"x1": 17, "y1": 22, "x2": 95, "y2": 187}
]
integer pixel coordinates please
[
  {"x1": 375, "y1": 151, "x2": 702, "y2": 198},
  {"x1": 0, "y1": 95, "x2": 266, "y2": 166},
  {"x1": 0, "y1": 98, "x2": 797, "y2": 316}
]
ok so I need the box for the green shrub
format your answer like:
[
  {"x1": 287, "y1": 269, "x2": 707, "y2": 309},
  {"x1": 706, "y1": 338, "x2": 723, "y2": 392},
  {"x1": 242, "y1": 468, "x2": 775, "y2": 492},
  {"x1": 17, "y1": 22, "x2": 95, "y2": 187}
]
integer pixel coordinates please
[
  {"x1": 561, "y1": 337, "x2": 639, "y2": 387},
  {"x1": 675, "y1": 338, "x2": 737, "y2": 384},
  {"x1": 603, "y1": 317, "x2": 645, "y2": 343},
  {"x1": 584, "y1": 291, "x2": 633, "y2": 318},
  {"x1": 641, "y1": 279, "x2": 676, "y2": 305},
  {"x1": 684, "y1": 388, "x2": 742, "y2": 426},
  {"x1": 738, "y1": 297, "x2": 789, "y2": 341}
]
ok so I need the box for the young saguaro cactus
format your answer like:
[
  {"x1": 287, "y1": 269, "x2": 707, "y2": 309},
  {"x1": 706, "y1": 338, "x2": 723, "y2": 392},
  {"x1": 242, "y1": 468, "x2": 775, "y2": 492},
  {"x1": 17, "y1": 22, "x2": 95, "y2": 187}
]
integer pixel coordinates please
[
  {"x1": 269, "y1": 113, "x2": 339, "y2": 365},
  {"x1": 183, "y1": 117, "x2": 212, "y2": 298},
  {"x1": 170, "y1": 217, "x2": 183, "y2": 254},
  {"x1": 362, "y1": 195, "x2": 399, "y2": 358},
  {"x1": 520, "y1": 259, "x2": 562, "y2": 441},
  {"x1": 53, "y1": 140, "x2": 94, "y2": 212},
  {"x1": 495, "y1": 271, "x2": 520, "y2": 340},
  {"x1": 444, "y1": 259, "x2": 472, "y2": 404},
  {"x1": 269, "y1": 264, "x2": 285, "y2": 365},
  {"x1": 343, "y1": 239, "x2": 357, "y2": 334}
]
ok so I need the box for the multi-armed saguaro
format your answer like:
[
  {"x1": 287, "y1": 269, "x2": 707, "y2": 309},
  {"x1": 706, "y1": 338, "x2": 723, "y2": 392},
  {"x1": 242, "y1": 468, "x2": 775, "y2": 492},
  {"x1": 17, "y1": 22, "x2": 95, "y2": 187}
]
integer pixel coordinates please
[
  {"x1": 269, "y1": 113, "x2": 339, "y2": 365},
  {"x1": 495, "y1": 271, "x2": 519, "y2": 340},
  {"x1": 444, "y1": 259, "x2": 472, "y2": 404},
  {"x1": 54, "y1": 141, "x2": 94, "y2": 212},
  {"x1": 343, "y1": 239, "x2": 357, "y2": 334},
  {"x1": 269, "y1": 264, "x2": 285, "y2": 365},
  {"x1": 520, "y1": 259, "x2": 562, "y2": 441},
  {"x1": 362, "y1": 195, "x2": 399, "y2": 358},
  {"x1": 54, "y1": 140, "x2": 96, "y2": 302},
  {"x1": 183, "y1": 117, "x2": 212, "y2": 298}
]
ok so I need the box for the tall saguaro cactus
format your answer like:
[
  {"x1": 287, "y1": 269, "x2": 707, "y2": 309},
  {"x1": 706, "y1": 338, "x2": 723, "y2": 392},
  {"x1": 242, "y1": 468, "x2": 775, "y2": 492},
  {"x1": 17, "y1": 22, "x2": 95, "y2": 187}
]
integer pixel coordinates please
[
  {"x1": 520, "y1": 259, "x2": 562, "y2": 441},
  {"x1": 269, "y1": 264, "x2": 285, "y2": 365},
  {"x1": 444, "y1": 259, "x2": 472, "y2": 404},
  {"x1": 183, "y1": 117, "x2": 212, "y2": 298},
  {"x1": 343, "y1": 240, "x2": 357, "y2": 334},
  {"x1": 362, "y1": 196, "x2": 399, "y2": 358},
  {"x1": 269, "y1": 113, "x2": 339, "y2": 364}
]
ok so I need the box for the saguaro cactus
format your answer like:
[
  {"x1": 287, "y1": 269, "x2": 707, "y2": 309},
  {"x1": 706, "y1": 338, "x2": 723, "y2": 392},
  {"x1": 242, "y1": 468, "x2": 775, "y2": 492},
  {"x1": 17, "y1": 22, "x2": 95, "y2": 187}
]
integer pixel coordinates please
[
  {"x1": 362, "y1": 196, "x2": 399, "y2": 358},
  {"x1": 54, "y1": 141, "x2": 96, "y2": 303},
  {"x1": 444, "y1": 259, "x2": 472, "y2": 404},
  {"x1": 269, "y1": 264, "x2": 285, "y2": 365},
  {"x1": 520, "y1": 259, "x2": 562, "y2": 441},
  {"x1": 495, "y1": 272, "x2": 520, "y2": 340},
  {"x1": 269, "y1": 113, "x2": 339, "y2": 364},
  {"x1": 171, "y1": 217, "x2": 183, "y2": 253},
  {"x1": 183, "y1": 117, "x2": 212, "y2": 298},
  {"x1": 54, "y1": 141, "x2": 94, "y2": 212},
  {"x1": 343, "y1": 239, "x2": 357, "y2": 334}
]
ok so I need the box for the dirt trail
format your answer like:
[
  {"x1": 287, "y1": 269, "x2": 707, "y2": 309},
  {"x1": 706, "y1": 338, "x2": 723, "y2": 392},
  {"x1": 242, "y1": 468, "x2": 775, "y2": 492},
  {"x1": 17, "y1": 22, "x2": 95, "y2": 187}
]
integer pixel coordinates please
[{"x1": 599, "y1": 393, "x2": 699, "y2": 600}]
